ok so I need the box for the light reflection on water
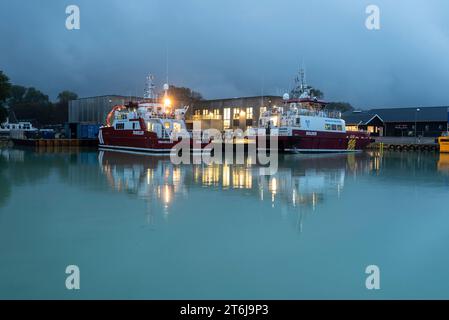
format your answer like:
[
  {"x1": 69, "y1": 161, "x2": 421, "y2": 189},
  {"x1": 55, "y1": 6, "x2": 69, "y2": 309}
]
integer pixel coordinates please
[{"x1": 1, "y1": 147, "x2": 449, "y2": 299}]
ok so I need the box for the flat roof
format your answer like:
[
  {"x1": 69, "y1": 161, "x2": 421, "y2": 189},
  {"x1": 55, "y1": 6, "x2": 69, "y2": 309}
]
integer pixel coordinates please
[
  {"x1": 72, "y1": 95, "x2": 144, "y2": 100},
  {"x1": 343, "y1": 106, "x2": 449, "y2": 124},
  {"x1": 198, "y1": 95, "x2": 282, "y2": 103}
]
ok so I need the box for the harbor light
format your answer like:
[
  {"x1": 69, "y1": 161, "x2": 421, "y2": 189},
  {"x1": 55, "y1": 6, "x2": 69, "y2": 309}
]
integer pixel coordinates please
[{"x1": 164, "y1": 97, "x2": 172, "y2": 107}]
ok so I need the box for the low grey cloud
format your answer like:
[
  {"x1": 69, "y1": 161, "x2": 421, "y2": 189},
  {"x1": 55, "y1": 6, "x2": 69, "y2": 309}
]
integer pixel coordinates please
[{"x1": 1, "y1": 0, "x2": 449, "y2": 108}]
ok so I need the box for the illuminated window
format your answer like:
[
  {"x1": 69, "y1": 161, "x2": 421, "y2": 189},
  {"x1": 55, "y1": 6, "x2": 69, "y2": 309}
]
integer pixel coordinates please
[
  {"x1": 202, "y1": 109, "x2": 209, "y2": 116},
  {"x1": 224, "y1": 108, "x2": 231, "y2": 120},
  {"x1": 233, "y1": 108, "x2": 240, "y2": 119},
  {"x1": 346, "y1": 125, "x2": 358, "y2": 131},
  {"x1": 246, "y1": 107, "x2": 253, "y2": 119},
  {"x1": 164, "y1": 122, "x2": 170, "y2": 129},
  {"x1": 223, "y1": 108, "x2": 231, "y2": 129},
  {"x1": 260, "y1": 107, "x2": 267, "y2": 115}
]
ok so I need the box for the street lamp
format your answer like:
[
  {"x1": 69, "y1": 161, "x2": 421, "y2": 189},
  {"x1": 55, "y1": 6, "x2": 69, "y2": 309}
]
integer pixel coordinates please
[{"x1": 415, "y1": 108, "x2": 421, "y2": 142}]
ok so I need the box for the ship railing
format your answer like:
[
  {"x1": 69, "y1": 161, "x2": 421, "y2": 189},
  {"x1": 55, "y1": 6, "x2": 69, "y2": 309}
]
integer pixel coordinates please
[{"x1": 293, "y1": 109, "x2": 341, "y2": 119}]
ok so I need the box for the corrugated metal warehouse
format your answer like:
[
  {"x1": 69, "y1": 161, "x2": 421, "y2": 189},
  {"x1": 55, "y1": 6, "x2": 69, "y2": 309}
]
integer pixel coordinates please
[
  {"x1": 67, "y1": 95, "x2": 143, "y2": 138},
  {"x1": 68, "y1": 95, "x2": 143, "y2": 124}
]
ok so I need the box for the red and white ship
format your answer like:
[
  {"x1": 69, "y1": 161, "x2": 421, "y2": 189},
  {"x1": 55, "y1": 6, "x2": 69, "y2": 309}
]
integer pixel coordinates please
[
  {"x1": 249, "y1": 71, "x2": 373, "y2": 153},
  {"x1": 99, "y1": 78, "x2": 208, "y2": 154}
]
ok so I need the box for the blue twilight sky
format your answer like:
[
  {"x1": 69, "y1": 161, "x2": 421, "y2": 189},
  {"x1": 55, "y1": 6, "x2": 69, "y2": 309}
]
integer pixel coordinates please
[{"x1": 1, "y1": 0, "x2": 449, "y2": 108}]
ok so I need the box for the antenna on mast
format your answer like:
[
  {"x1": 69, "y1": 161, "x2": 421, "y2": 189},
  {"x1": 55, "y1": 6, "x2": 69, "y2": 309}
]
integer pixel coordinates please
[
  {"x1": 144, "y1": 74, "x2": 156, "y2": 100},
  {"x1": 165, "y1": 45, "x2": 169, "y2": 85}
]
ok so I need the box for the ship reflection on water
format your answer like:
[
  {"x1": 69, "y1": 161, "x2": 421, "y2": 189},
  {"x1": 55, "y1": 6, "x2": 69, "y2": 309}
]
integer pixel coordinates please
[
  {"x1": 3, "y1": 147, "x2": 449, "y2": 299},
  {"x1": 98, "y1": 150, "x2": 375, "y2": 230}
]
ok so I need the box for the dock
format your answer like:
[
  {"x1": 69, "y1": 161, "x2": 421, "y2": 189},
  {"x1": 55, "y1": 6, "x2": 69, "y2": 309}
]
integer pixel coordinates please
[
  {"x1": 11, "y1": 138, "x2": 98, "y2": 148},
  {"x1": 368, "y1": 137, "x2": 439, "y2": 152}
]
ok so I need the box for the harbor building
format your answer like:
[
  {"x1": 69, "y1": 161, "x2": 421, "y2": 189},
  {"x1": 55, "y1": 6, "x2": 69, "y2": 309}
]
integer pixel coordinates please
[
  {"x1": 67, "y1": 95, "x2": 144, "y2": 138},
  {"x1": 68, "y1": 95, "x2": 284, "y2": 132},
  {"x1": 68, "y1": 95, "x2": 145, "y2": 124},
  {"x1": 68, "y1": 94, "x2": 449, "y2": 138},
  {"x1": 188, "y1": 96, "x2": 283, "y2": 131},
  {"x1": 342, "y1": 106, "x2": 449, "y2": 137}
]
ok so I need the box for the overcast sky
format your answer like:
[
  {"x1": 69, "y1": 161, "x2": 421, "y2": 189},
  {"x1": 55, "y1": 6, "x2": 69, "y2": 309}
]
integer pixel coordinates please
[{"x1": 1, "y1": 0, "x2": 449, "y2": 108}]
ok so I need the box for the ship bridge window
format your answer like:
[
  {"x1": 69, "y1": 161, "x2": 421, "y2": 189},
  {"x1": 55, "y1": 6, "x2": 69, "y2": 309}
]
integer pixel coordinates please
[
  {"x1": 337, "y1": 124, "x2": 343, "y2": 131},
  {"x1": 325, "y1": 124, "x2": 331, "y2": 130},
  {"x1": 331, "y1": 124, "x2": 337, "y2": 130},
  {"x1": 115, "y1": 123, "x2": 125, "y2": 130},
  {"x1": 295, "y1": 117, "x2": 300, "y2": 125}
]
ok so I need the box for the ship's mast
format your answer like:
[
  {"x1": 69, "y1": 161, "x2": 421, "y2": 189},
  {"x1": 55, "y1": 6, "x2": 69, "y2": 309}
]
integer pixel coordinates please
[
  {"x1": 299, "y1": 68, "x2": 307, "y2": 93},
  {"x1": 144, "y1": 74, "x2": 157, "y2": 100},
  {"x1": 291, "y1": 68, "x2": 309, "y2": 98}
]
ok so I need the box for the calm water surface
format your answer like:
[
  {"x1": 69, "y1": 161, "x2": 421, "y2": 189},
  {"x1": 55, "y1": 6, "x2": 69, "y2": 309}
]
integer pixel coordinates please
[{"x1": 1, "y1": 147, "x2": 449, "y2": 299}]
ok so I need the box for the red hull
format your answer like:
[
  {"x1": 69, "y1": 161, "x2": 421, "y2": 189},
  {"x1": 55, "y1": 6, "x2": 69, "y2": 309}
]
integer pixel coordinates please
[
  {"x1": 256, "y1": 129, "x2": 373, "y2": 153},
  {"x1": 99, "y1": 127, "x2": 208, "y2": 153}
]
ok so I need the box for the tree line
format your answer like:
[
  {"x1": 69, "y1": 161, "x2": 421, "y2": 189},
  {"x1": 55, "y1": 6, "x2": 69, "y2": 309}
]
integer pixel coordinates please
[{"x1": 0, "y1": 70, "x2": 77, "y2": 126}]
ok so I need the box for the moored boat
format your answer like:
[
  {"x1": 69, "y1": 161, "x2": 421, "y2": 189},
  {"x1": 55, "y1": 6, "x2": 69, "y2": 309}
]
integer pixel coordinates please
[
  {"x1": 249, "y1": 71, "x2": 373, "y2": 153},
  {"x1": 98, "y1": 81, "x2": 209, "y2": 154},
  {"x1": 0, "y1": 118, "x2": 38, "y2": 136}
]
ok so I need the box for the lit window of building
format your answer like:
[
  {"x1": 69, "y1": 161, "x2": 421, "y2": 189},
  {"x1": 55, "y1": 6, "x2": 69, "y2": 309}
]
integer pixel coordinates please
[
  {"x1": 233, "y1": 108, "x2": 240, "y2": 119},
  {"x1": 224, "y1": 108, "x2": 231, "y2": 129},
  {"x1": 246, "y1": 107, "x2": 253, "y2": 119}
]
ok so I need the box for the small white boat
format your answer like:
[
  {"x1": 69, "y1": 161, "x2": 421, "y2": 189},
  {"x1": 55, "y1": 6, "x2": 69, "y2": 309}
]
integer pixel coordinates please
[{"x1": 0, "y1": 118, "x2": 38, "y2": 136}]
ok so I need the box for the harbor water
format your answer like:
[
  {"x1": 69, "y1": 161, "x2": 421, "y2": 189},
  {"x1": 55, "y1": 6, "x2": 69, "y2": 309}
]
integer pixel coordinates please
[{"x1": 1, "y1": 147, "x2": 449, "y2": 299}]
